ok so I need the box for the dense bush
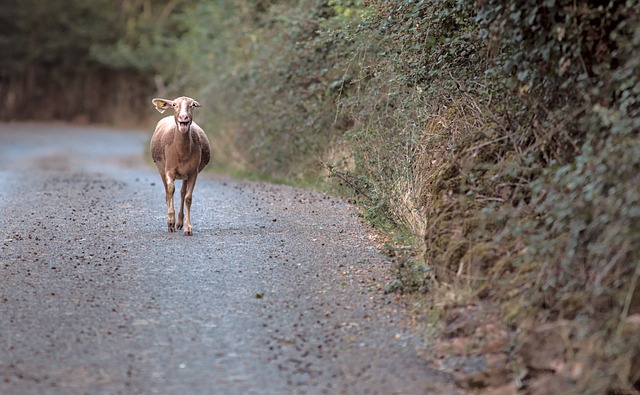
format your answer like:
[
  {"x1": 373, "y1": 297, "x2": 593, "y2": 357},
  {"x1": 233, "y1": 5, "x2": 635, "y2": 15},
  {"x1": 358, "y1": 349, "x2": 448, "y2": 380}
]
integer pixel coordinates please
[
  {"x1": 167, "y1": 1, "x2": 639, "y2": 389},
  {"x1": 476, "y1": 0, "x2": 640, "y2": 316},
  {"x1": 351, "y1": 0, "x2": 640, "y2": 391},
  {"x1": 161, "y1": 0, "x2": 355, "y2": 180}
]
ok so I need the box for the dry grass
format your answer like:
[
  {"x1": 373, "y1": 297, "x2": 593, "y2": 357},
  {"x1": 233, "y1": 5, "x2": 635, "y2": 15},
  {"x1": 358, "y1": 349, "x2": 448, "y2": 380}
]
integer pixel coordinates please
[{"x1": 366, "y1": 89, "x2": 640, "y2": 392}]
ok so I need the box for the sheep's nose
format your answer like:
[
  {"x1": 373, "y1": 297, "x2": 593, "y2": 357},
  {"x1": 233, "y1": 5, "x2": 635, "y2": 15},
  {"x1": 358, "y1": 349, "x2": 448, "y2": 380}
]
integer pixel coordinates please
[{"x1": 179, "y1": 113, "x2": 189, "y2": 122}]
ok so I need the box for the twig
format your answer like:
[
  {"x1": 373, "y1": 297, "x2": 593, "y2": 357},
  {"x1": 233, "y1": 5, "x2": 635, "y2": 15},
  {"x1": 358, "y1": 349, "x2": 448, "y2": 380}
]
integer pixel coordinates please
[{"x1": 322, "y1": 163, "x2": 373, "y2": 202}]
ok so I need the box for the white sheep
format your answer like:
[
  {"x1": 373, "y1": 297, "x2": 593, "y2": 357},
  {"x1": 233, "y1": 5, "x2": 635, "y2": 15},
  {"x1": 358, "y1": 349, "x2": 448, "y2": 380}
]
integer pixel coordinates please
[{"x1": 151, "y1": 96, "x2": 211, "y2": 236}]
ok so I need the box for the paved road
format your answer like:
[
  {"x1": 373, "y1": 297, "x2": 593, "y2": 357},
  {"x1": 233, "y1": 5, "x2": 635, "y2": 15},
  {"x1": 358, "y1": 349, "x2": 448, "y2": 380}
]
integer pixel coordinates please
[{"x1": 0, "y1": 123, "x2": 458, "y2": 394}]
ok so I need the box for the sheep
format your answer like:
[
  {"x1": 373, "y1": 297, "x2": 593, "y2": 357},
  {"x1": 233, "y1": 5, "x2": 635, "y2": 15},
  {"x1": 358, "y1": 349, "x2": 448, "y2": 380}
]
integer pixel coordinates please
[{"x1": 150, "y1": 96, "x2": 211, "y2": 236}]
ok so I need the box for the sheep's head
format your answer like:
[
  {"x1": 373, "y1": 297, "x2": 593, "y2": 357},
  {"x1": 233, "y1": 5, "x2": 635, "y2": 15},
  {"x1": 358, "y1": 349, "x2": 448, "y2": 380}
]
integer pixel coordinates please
[{"x1": 152, "y1": 96, "x2": 201, "y2": 133}]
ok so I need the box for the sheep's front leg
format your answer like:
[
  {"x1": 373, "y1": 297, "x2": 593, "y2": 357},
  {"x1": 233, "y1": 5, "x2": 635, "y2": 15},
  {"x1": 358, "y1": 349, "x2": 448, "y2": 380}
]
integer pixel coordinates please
[
  {"x1": 177, "y1": 181, "x2": 187, "y2": 231},
  {"x1": 165, "y1": 173, "x2": 176, "y2": 232},
  {"x1": 182, "y1": 176, "x2": 198, "y2": 236}
]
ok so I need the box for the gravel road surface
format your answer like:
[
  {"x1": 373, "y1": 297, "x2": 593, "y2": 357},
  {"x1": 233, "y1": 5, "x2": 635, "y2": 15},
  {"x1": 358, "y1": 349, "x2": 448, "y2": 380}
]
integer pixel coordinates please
[{"x1": 0, "y1": 123, "x2": 459, "y2": 394}]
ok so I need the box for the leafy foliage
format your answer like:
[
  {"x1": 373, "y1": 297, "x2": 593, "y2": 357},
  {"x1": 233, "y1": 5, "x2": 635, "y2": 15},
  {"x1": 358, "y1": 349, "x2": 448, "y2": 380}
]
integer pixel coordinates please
[
  {"x1": 161, "y1": 0, "x2": 361, "y2": 180},
  {"x1": 314, "y1": 0, "x2": 639, "y2": 390}
]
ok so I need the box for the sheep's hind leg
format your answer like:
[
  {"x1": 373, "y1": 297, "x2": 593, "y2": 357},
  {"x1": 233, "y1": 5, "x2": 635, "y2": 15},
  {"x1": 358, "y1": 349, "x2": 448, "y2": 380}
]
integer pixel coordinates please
[
  {"x1": 165, "y1": 173, "x2": 176, "y2": 232},
  {"x1": 183, "y1": 176, "x2": 197, "y2": 236},
  {"x1": 177, "y1": 181, "x2": 187, "y2": 231}
]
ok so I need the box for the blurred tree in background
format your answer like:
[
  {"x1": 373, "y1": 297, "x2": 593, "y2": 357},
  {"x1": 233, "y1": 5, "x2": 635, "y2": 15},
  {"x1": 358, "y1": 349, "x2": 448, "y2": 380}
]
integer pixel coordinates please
[{"x1": 0, "y1": 0, "x2": 190, "y2": 124}]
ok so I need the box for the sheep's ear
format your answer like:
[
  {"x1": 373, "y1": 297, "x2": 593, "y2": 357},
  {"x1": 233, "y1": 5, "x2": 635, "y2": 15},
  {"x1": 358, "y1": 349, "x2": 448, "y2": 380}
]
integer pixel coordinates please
[
  {"x1": 192, "y1": 100, "x2": 201, "y2": 108},
  {"x1": 152, "y1": 98, "x2": 173, "y2": 114}
]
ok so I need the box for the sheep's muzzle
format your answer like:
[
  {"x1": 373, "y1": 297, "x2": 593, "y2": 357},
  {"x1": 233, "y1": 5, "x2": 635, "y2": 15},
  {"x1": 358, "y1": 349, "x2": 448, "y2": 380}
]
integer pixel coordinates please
[{"x1": 177, "y1": 120, "x2": 190, "y2": 133}]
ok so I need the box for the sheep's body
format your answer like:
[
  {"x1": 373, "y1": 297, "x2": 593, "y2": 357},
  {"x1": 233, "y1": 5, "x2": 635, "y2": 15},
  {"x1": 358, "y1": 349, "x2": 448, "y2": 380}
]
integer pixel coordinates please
[
  {"x1": 151, "y1": 117, "x2": 210, "y2": 176},
  {"x1": 150, "y1": 96, "x2": 210, "y2": 236}
]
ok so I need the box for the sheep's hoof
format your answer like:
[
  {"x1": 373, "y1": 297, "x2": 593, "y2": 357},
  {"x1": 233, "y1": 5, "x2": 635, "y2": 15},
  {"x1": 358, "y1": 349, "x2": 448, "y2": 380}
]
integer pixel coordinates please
[
  {"x1": 168, "y1": 223, "x2": 176, "y2": 232},
  {"x1": 184, "y1": 230, "x2": 192, "y2": 236},
  {"x1": 177, "y1": 223, "x2": 183, "y2": 230}
]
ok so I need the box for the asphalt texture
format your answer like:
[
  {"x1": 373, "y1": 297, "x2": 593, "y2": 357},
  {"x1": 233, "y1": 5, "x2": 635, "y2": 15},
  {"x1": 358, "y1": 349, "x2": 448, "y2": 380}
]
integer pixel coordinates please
[{"x1": 0, "y1": 123, "x2": 459, "y2": 395}]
